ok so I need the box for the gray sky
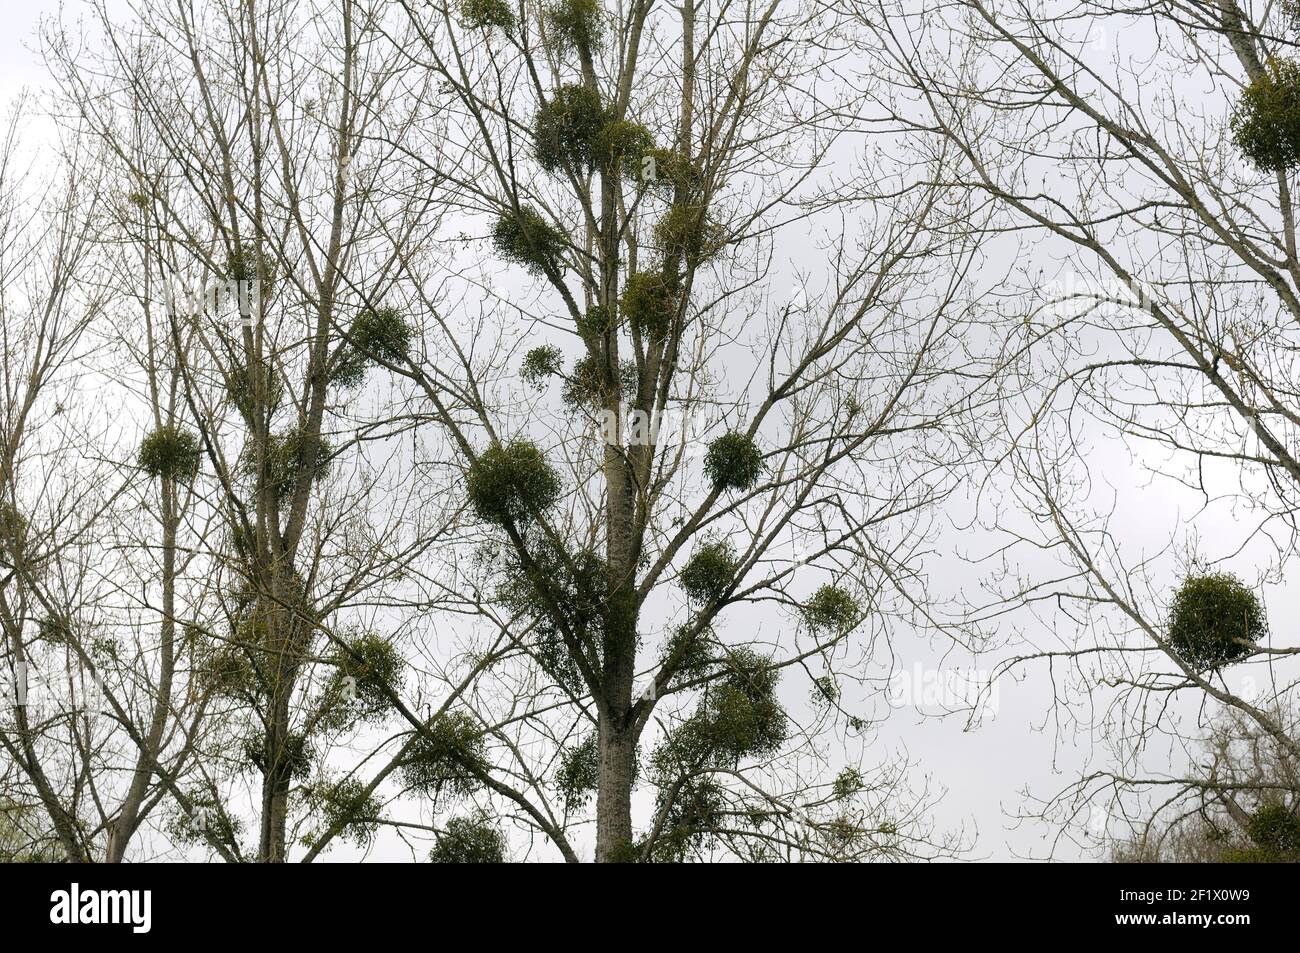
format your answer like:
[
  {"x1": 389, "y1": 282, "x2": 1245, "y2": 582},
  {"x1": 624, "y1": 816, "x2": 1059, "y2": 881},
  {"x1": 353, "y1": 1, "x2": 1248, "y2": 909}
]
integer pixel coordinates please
[{"x1": 6, "y1": 0, "x2": 1293, "y2": 863}]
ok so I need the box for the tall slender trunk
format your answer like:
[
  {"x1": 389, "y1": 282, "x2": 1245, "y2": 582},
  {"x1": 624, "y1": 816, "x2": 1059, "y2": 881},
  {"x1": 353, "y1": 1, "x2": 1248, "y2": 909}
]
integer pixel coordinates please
[
  {"x1": 258, "y1": 592, "x2": 296, "y2": 863},
  {"x1": 595, "y1": 715, "x2": 637, "y2": 861},
  {"x1": 108, "y1": 480, "x2": 178, "y2": 862}
]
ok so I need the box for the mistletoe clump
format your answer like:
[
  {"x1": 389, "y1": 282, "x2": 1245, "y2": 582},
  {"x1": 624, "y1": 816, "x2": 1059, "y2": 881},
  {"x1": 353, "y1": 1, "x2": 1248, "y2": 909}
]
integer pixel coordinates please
[
  {"x1": 226, "y1": 244, "x2": 274, "y2": 296},
  {"x1": 534, "y1": 84, "x2": 608, "y2": 173},
  {"x1": 225, "y1": 365, "x2": 283, "y2": 419},
  {"x1": 492, "y1": 206, "x2": 567, "y2": 275},
  {"x1": 304, "y1": 777, "x2": 384, "y2": 849},
  {"x1": 801, "y1": 584, "x2": 860, "y2": 634},
  {"x1": 521, "y1": 345, "x2": 564, "y2": 387},
  {"x1": 334, "y1": 306, "x2": 413, "y2": 388},
  {"x1": 429, "y1": 815, "x2": 506, "y2": 863},
  {"x1": 165, "y1": 794, "x2": 243, "y2": 850},
  {"x1": 325, "y1": 631, "x2": 404, "y2": 723},
  {"x1": 652, "y1": 648, "x2": 787, "y2": 778},
  {"x1": 36, "y1": 617, "x2": 70, "y2": 645},
  {"x1": 639, "y1": 148, "x2": 703, "y2": 195},
  {"x1": 620, "y1": 270, "x2": 676, "y2": 338},
  {"x1": 1245, "y1": 804, "x2": 1300, "y2": 857},
  {"x1": 1232, "y1": 59, "x2": 1300, "y2": 172},
  {"x1": 354, "y1": 307, "x2": 413, "y2": 363},
  {"x1": 459, "y1": 0, "x2": 515, "y2": 31},
  {"x1": 246, "y1": 732, "x2": 314, "y2": 781},
  {"x1": 656, "y1": 203, "x2": 725, "y2": 263},
  {"x1": 646, "y1": 777, "x2": 727, "y2": 862},
  {"x1": 696, "y1": 649, "x2": 788, "y2": 762},
  {"x1": 703, "y1": 431, "x2": 762, "y2": 493},
  {"x1": 196, "y1": 643, "x2": 261, "y2": 699},
  {"x1": 226, "y1": 246, "x2": 258, "y2": 283},
  {"x1": 812, "y1": 674, "x2": 840, "y2": 708},
  {"x1": 833, "y1": 767, "x2": 864, "y2": 800},
  {"x1": 577, "y1": 303, "x2": 613, "y2": 339},
  {"x1": 138, "y1": 425, "x2": 203, "y2": 482},
  {"x1": 498, "y1": 539, "x2": 606, "y2": 692},
  {"x1": 544, "y1": 0, "x2": 604, "y2": 54},
  {"x1": 560, "y1": 354, "x2": 637, "y2": 410},
  {"x1": 1166, "y1": 572, "x2": 1265, "y2": 671},
  {"x1": 554, "y1": 735, "x2": 599, "y2": 813},
  {"x1": 0, "y1": 501, "x2": 28, "y2": 552},
  {"x1": 593, "y1": 120, "x2": 654, "y2": 176},
  {"x1": 680, "y1": 540, "x2": 739, "y2": 604},
  {"x1": 659, "y1": 623, "x2": 716, "y2": 687},
  {"x1": 400, "y1": 712, "x2": 489, "y2": 799},
  {"x1": 467, "y1": 439, "x2": 562, "y2": 526},
  {"x1": 250, "y1": 428, "x2": 335, "y2": 505}
]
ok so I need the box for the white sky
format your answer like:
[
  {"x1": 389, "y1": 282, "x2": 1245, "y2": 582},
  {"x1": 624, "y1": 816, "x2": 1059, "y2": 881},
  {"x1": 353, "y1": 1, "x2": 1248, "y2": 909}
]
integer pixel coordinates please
[{"x1": 5, "y1": 0, "x2": 1294, "y2": 863}]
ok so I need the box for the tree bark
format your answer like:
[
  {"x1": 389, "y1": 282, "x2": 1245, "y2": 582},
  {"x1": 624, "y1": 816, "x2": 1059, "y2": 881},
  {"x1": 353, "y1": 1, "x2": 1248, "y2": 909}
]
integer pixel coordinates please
[{"x1": 595, "y1": 715, "x2": 637, "y2": 861}]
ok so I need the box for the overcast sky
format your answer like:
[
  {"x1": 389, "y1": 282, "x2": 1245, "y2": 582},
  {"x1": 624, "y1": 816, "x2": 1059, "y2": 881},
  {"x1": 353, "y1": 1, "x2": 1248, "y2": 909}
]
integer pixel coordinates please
[{"x1": 5, "y1": 0, "x2": 1293, "y2": 863}]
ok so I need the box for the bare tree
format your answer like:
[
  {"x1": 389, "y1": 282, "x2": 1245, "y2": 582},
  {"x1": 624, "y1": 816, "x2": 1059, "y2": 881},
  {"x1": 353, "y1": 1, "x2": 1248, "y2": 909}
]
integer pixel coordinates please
[
  {"x1": 40, "y1": 0, "x2": 468, "y2": 862},
  {"x1": 1111, "y1": 702, "x2": 1300, "y2": 862},
  {"x1": 378, "y1": 0, "x2": 1001, "y2": 862},
  {"x1": 846, "y1": 0, "x2": 1300, "y2": 856}
]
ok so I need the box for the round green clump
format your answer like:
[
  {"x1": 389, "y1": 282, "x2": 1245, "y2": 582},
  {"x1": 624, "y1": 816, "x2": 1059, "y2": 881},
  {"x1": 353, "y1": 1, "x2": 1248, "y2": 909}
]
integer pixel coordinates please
[
  {"x1": 646, "y1": 777, "x2": 727, "y2": 861},
  {"x1": 554, "y1": 735, "x2": 599, "y2": 813},
  {"x1": 801, "y1": 584, "x2": 860, "y2": 634},
  {"x1": 639, "y1": 148, "x2": 702, "y2": 195},
  {"x1": 656, "y1": 203, "x2": 725, "y2": 263},
  {"x1": 660, "y1": 623, "x2": 715, "y2": 685},
  {"x1": 491, "y1": 207, "x2": 567, "y2": 275},
  {"x1": 329, "y1": 631, "x2": 404, "y2": 720},
  {"x1": 812, "y1": 674, "x2": 839, "y2": 707},
  {"x1": 459, "y1": 0, "x2": 515, "y2": 31},
  {"x1": 534, "y1": 84, "x2": 608, "y2": 173},
  {"x1": 400, "y1": 712, "x2": 489, "y2": 799},
  {"x1": 334, "y1": 307, "x2": 411, "y2": 386},
  {"x1": 703, "y1": 431, "x2": 762, "y2": 493},
  {"x1": 249, "y1": 428, "x2": 335, "y2": 505},
  {"x1": 226, "y1": 246, "x2": 256, "y2": 282},
  {"x1": 1232, "y1": 59, "x2": 1300, "y2": 172},
  {"x1": 578, "y1": 304, "x2": 613, "y2": 339},
  {"x1": 620, "y1": 270, "x2": 677, "y2": 338},
  {"x1": 653, "y1": 648, "x2": 786, "y2": 770},
  {"x1": 833, "y1": 766, "x2": 864, "y2": 800},
  {"x1": 496, "y1": 539, "x2": 606, "y2": 693},
  {"x1": 1166, "y1": 572, "x2": 1265, "y2": 671},
  {"x1": 138, "y1": 425, "x2": 203, "y2": 482},
  {"x1": 561, "y1": 354, "x2": 637, "y2": 409},
  {"x1": 166, "y1": 796, "x2": 243, "y2": 850},
  {"x1": 429, "y1": 815, "x2": 505, "y2": 863},
  {"x1": 246, "y1": 732, "x2": 314, "y2": 781},
  {"x1": 593, "y1": 120, "x2": 654, "y2": 176},
  {"x1": 351, "y1": 306, "x2": 412, "y2": 364},
  {"x1": 701, "y1": 655, "x2": 787, "y2": 761},
  {"x1": 680, "y1": 540, "x2": 739, "y2": 604},
  {"x1": 226, "y1": 366, "x2": 283, "y2": 418},
  {"x1": 521, "y1": 345, "x2": 564, "y2": 387},
  {"x1": 466, "y1": 438, "x2": 562, "y2": 526},
  {"x1": 197, "y1": 643, "x2": 260, "y2": 698},
  {"x1": 1245, "y1": 804, "x2": 1300, "y2": 856},
  {"x1": 226, "y1": 245, "x2": 274, "y2": 291},
  {"x1": 545, "y1": 0, "x2": 604, "y2": 54},
  {"x1": 36, "y1": 617, "x2": 70, "y2": 644},
  {"x1": 306, "y1": 777, "x2": 384, "y2": 849},
  {"x1": 0, "y1": 501, "x2": 28, "y2": 551}
]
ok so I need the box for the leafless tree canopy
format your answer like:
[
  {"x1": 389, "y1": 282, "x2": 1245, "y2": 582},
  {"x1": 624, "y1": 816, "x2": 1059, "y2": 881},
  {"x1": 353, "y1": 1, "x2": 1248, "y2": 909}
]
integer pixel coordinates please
[{"x1": 1, "y1": 0, "x2": 1298, "y2": 863}]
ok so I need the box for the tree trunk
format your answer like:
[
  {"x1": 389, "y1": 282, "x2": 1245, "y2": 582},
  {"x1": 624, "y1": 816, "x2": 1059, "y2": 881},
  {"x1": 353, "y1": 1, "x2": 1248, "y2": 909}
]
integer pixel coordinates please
[
  {"x1": 108, "y1": 478, "x2": 178, "y2": 862},
  {"x1": 594, "y1": 716, "x2": 637, "y2": 861}
]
